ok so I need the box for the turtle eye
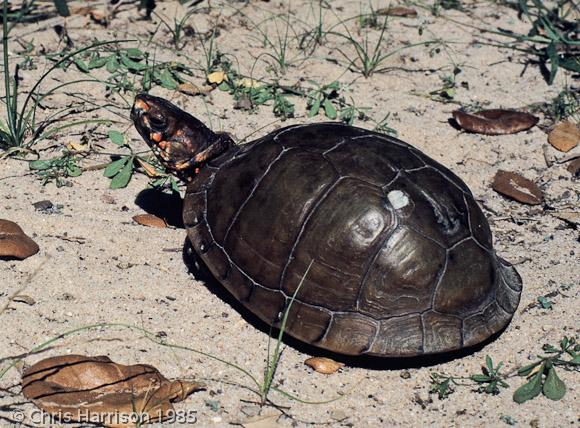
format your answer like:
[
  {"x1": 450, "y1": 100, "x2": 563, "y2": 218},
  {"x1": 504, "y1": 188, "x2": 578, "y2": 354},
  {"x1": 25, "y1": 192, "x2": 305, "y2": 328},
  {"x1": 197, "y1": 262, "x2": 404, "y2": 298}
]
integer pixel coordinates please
[{"x1": 149, "y1": 115, "x2": 167, "y2": 131}]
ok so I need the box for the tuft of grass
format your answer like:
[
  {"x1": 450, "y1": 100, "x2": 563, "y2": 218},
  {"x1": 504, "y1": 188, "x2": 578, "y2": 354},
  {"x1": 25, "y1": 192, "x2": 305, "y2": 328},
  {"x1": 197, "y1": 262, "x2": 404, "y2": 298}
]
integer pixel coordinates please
[
  {"x1": 152, "y1": 7, "x2": 198, "y2": 50},
  {"x1": 0, "y1": 0, "x2": 130, "y2": 150},
  {"x1": 328, "y1": 13, "x2": 441, "y2": 77},
  {"x1": 429, "y1": 336, "x2": 580, "y2": 403}
]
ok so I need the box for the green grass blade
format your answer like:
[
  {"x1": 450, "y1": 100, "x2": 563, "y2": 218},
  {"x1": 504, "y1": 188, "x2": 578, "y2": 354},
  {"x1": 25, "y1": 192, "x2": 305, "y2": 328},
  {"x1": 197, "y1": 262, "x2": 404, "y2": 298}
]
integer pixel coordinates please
[{"x1": 53, "y1": 0, "x2": 70, "y2": 17}]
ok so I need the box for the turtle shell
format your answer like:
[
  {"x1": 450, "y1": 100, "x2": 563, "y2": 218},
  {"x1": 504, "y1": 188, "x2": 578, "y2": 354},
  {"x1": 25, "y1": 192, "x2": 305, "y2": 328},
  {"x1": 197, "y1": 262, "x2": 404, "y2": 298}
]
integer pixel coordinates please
[{"x1": 183, "y1": 123, "x2": 522, "y2": 357}]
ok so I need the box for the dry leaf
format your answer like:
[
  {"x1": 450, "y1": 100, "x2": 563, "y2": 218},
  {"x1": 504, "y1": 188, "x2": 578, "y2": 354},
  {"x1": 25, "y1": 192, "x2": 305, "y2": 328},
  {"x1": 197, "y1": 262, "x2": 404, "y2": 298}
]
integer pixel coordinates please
[
  {"x1": 67, "y1": 141, "x2": 88, "y2": 152},
  {"x1": 136, "y1": 158, "x2": 163, "y2": 177},
  {"x1": 552, "y1": 211, "x2": 580, "y2": 226},
  {"x1": 177, "y1": 82, "x2": 213, "y2": 96},
  {"x1": 0, "y1": 219, "x2": 39, "y2": 260},
  {"x1": 304, "y1": 357, "x2": 344, "y2": 374},
  {"x1": 133, "y1": 214, "x2": 167, "y2": 228},
  {"x1": 548, "y1": 121, "x2": 580, "y2": 152},
  {"x1": 452, "y1": 109, "x2": 538, "y2": 135},
  {"x1": 376, "y1": 7, "x2": 417, "y2": 17},
  {"x1": 22, "y1": 355, "x2": 204, "y2": 428},
  {"x1": 492, "y1": 170, "x2": 543, "y2": 205},
  {"x1": 207, "y1": 71, "x2": 227, "y2": 84}
]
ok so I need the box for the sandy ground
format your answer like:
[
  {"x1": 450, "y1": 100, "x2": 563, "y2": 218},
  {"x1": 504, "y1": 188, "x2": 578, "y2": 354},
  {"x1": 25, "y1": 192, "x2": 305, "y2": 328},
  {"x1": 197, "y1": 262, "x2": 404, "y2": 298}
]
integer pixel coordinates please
[{"x1": 0, "y1": 1, "x2": 579, "y2": 427}]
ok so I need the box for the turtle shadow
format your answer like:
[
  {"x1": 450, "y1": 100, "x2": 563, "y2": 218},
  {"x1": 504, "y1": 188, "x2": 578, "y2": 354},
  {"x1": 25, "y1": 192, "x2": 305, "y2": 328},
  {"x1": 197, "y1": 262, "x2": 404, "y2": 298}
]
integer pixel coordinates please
[
  {"x1": 134, "y1": 189, "x2": 184, "y2": 228},
  {"x1": 181, "y1": 240, "x2": 507, "y2": 370}
]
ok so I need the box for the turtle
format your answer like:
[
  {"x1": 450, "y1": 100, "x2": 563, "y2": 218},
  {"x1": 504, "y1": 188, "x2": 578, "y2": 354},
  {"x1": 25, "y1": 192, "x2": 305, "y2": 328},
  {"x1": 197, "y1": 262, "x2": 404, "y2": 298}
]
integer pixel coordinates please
[{"x1": 130, "y1": 94, "x2": 522, "y2": 357}]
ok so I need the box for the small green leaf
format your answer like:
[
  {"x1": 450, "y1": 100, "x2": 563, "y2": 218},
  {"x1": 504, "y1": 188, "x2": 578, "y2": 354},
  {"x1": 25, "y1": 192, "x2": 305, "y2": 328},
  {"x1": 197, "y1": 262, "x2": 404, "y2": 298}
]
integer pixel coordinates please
[
  {"x1": 546, "y1": 42, "x2": 559, "y2": 85},
  {"x1": 120, "y1": 54, "x2": 147, "y2": 72},
  {"x1": 308, "y1": 98, "x2": 321, "y2": 117},
  {"x1": 142, "y1": 70, "x2": 152, "y2": 91},
  {"x1": 217, "y1": 81, "x2": 230, "y2": 91},
  {"x1": 66, "y1": 164, "x2": 82, "y2": 177},
  {"x1": 125, "y1": 48, "x2": 144, "y2": 59},
  {"x1": 88, "y1": 56, "x2": 108, "y2": 69},
  {"x1": 159, "y1": 69, "x2": 178, "y2": 90},
  {"x1": 537, "y1": 295, "x2": 553, "y2": 309},
  {"x1": 103, "y1": 158, "x2": 128, "y2": 178},
  {"x1": 485, "y1": 355, "x2": 493, "y2": 372},
  {"x1": 109, "y1": 157, "x2": 134, "y2": 189},
  {"x1": 471, "y1": 374, "x2": 491, "y2": 383},
  {"x1": 559, "y1": 57, "x2": 580, "y2": 73},
  {"x1": 513, "y1": 368, "x2": 543, "y2": 404},
  {"x1": 323, "y1": 98, "x2": 337, "y2": 119},
  {"x1": 29, "y1": 160, "x2": 53, "y2": 170},
  {"x1": 108, "y1": 130, "x2": 125, "y2": 146},
  {"x1": 74, "y1": 58, "x2": 90, "y2": 73},
  {"x1": 570, "y1": 354, "x2": 580, "y2": 365},
  {"x1": 517, "y1": 362, "x2": 541, "y2": 376},
  {"x1": 106, "y1": 56, "x2": 120, "y2": 73},
  {"x1": 543, "y1": 366, "x2": 566, "y2": 400}
]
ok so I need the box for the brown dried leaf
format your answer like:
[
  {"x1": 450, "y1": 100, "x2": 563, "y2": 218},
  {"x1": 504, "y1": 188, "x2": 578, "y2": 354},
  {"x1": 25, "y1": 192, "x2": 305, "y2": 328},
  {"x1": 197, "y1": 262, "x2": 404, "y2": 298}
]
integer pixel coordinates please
[
  {"x1": 136, "y1": 158, "x2": 163, "y2": 177},
  {"x1": 177, "y1": 82, "x2": 214, "y2": 96},
  {"x1": 304, "y1": 357, "x2": 344, "y2": 374},
  {"x1": 548, "y1": 121, "x2": 580, "y2": 152},
  {"x1": 376, "y1": 7, "x2": 417, "y2": 17},
  {"x1": 492, "y1": 170, "x2": 543, "y2": 205},
  {"x1": 0, "y1": 219, "x2": 39, "y2": 260},
  {"x1": 133, "y1": 214, "x2": 167, "y2": 229},
  {"x1": 21, "y1": 355, "x2": 204, "y2": 428},
  {"x1": 452, "y1": 109, "x2": 539, "y2": 135}
]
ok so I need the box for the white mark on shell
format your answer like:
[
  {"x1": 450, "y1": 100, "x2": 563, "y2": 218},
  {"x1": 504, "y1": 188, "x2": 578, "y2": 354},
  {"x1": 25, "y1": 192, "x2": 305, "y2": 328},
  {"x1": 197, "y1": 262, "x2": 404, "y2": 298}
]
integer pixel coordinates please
[{"x1": 387, "y1": 190, "x2": 410, "y2": 209}]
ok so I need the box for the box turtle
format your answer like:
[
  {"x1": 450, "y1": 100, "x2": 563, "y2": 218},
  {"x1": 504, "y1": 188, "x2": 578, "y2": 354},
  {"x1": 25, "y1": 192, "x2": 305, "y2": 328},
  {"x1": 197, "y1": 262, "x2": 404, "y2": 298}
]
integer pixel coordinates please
[{"x1": 131, "y1": 94, "x2": 522, "y2": 357}]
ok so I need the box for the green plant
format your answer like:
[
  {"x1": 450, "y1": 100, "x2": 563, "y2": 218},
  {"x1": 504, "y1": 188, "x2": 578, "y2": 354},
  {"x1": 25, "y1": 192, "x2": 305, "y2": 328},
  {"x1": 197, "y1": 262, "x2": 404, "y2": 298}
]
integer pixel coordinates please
[
  {"x1": 429, "y1": 336, "x2": 580, "y2": 404},
  {"x1": 103, "y1": 130, "x2": 164, "y2": 189},
  {"x1": 307, "y1": 81, "x2": 341, "y2": 120},
  {"x1": 67, "y1": 46, "x2": 193, "y2": 95},
  {"x1": 297, "y1": 0, "x2": 329, "y2": 54},
  {"x1": 245, "y1": 9, "x2": 303, "y2": 74},
  {"x1": 28, "y1": 150, "x2": 82, "y2": 187},
  {"x1": 429, "y1": 66, "x2": 463, "y2": 101},
  {"x1": 0, "y1": 0, "x2": 128, "y2": 150},
  {"x1": 329, "y1": 14, "x2": 440, "y2": 77},
  {"x1": 152, "y1": 7, "x2": 198, "y2": 50},
  {"x1": 513, "y1": 0, "x2": 580, "y2": 84},
  {"x1": 471, "y1": 356, "x2": 510, "y2": 395},
  {"x1": 513, "y1": 336, "x2": 578, "y2": 403},
  {"x1": 372, "y1": 112, "x2": 398, "y2": 136},
  {"x1": 551, "y1": 88, "x2": 580, "y2": 123}
]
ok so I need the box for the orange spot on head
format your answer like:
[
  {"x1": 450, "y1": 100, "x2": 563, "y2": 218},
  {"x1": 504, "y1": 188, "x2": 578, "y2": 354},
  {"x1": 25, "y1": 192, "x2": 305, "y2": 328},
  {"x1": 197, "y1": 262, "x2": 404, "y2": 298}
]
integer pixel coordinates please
[
  {"x1": 150, "y1": 132, "x2": 162, "y2": 143},
  {"x1": 134, "y1": 99, "x2": 150, "y2": 112}
]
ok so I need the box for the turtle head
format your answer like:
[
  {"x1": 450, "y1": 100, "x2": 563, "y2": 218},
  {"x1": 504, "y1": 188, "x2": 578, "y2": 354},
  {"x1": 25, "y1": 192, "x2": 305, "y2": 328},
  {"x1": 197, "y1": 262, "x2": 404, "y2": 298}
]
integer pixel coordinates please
[{"x1": 131, "y1": 94, "x2": 232, "y2": 179}]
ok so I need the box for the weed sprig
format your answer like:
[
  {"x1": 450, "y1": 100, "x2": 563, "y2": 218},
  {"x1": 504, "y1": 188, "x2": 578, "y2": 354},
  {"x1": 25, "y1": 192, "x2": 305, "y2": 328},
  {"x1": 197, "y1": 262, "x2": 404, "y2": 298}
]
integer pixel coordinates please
[{"x1": 430, "y1": 336, "x2": 580, "y2": 404}]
